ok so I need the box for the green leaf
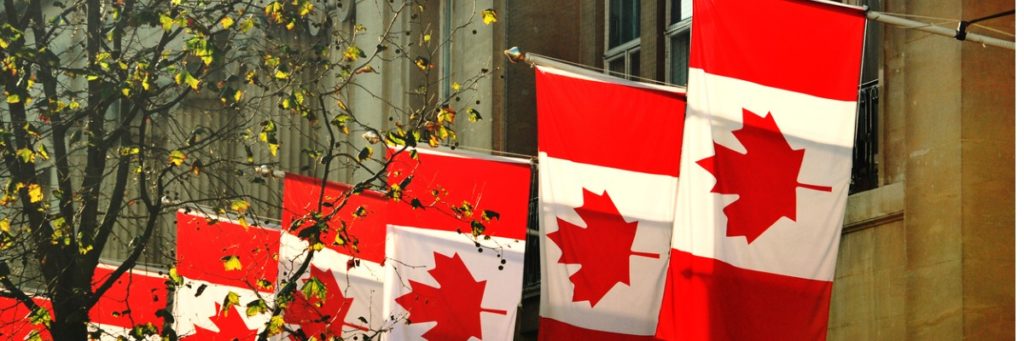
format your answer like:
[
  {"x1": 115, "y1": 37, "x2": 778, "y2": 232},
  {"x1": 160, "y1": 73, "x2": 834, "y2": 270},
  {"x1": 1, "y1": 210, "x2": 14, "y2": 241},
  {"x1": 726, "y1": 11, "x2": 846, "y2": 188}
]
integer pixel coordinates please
[
  {"x1": 468, "y1": 108, "x2": 483, "y2": 122},
  {"x1": 245, "y1": 299, "x2": 268, "y2": 317},
  {"x1": 357, "y1": 146, "x2": 372, "y2": 161},
  {"x1": 301, "y1": 277, "x2": 327, "y2": 301},
  {"x1": 29, "y1": 307, "x2": 50, "y2": 327},
  {"x1": 223, "y1": 291, "x2": 241, "y2": 311}
]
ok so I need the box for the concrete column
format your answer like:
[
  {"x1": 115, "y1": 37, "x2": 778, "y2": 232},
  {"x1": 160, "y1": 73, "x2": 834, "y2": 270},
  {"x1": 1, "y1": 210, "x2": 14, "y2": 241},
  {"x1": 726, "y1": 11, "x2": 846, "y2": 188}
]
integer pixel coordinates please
[{"x1": 900, "y1": 0, "x2": 965, "y2": 338}]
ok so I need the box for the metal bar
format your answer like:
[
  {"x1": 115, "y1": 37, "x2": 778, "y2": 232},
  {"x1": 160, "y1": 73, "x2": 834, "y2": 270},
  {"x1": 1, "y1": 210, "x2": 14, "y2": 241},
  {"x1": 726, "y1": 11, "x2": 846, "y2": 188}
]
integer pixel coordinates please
[
  {"x1": 867, "y1": 11, "x2": 1015, "y2": 50},
  {"x1": 504, "y1": 47, "x2": 687, "y2": 93}
]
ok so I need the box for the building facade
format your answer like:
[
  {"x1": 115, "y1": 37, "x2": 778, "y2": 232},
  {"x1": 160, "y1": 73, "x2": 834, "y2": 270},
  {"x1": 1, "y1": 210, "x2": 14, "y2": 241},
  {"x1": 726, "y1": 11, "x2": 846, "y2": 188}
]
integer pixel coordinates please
[
  {"x1": 498, "y1": 0, "x2": 1015, "y2": 339},
  {"x1": 84, "y1": 0, "x2": 1013, "y2": 339}
]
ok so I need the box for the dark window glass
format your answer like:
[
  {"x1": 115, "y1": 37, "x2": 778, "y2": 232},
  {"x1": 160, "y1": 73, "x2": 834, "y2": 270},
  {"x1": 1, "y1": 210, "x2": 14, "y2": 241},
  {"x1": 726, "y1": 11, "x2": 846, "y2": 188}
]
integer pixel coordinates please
[
  {"x1": 669, "y1": 31, "x2": 690, "y2": 85},
  {"x1": 608, "y1": 57, "x2": 626, "y2": 75},
  {"x1": 628, "y1": 49, "x2": 641, "y2": 80},
  {"x1": 609, "y1": 0, "x2": 641, "y2": 47},
  {"x1": 670, "y1": 0, "x2": 682, "y2": 23}
]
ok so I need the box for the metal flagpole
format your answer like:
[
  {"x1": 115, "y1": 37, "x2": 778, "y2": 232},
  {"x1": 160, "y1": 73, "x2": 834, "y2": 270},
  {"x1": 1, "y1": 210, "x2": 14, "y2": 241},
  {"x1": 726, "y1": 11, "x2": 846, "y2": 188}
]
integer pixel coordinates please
[
  {"x1": 867, "y1": 10, "x2": 1015, "y2": 50},
  {"x1": 503, "y1": 47, "x2": 687, "y2": 93},
  {"x1": 806, "y1": 0, "x2": 1014, "y2": 50}
]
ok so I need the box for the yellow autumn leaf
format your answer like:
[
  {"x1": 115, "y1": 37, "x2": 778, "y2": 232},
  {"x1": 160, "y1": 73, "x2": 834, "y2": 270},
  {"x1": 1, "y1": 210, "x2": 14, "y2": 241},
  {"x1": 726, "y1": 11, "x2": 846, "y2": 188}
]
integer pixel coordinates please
[
  {"x1": 16, "y1": 148, "x2": 34, "y2": 163},
  {"x1": 220, "y1": 17, "x2": 235, "y2": 29},
  {"x1": 184, "y1": 72, "x2": 200, "y2": 91},
  {"x1": 268, "y1": 143, "x2": 279, "y2": 156},
  {"x1": 168, "y1": 150, "x2": 186, "y2": 166},
  {"x1": 239, "y1": 17, "x2": 255, "y2": 33},
  {"x1": 6, "y1": 94, "x2": 19, "y2": 104},
  {"x1": 27, "y1": 183, "x2": 43, "y2": 203},
  {"x1": 482, "y1": 9, "x2": 498, "y2": 25},
  {"x1": 221, "y1": 255, "x2": 242, "y2": 271},
  {"x1": 451, "y1": 82, "x2": 461, "y2": 91},
  {"x1": 230, "y1": 199, "x2": 250, "y2": 214},
  {"x1": 298, "y1": 1, "x2": 314, "y2": 16},
  {"x1": 343, "y1": 46, "x2": 364, "y2": 62},
  {"x1": 233, "y1": 89, "x2": 243, "y2": 102},
  {"x1": 237, "y1": 216, "x2": 249, "y2": 229},
  {"x1": 35, "y1": 144, "x2": 48, "y2": 160},
  {"x1": 274, "y1": 69, "x2": 289, "y2": 80},
  {"x1": 168, "y1": 266, "x2": 183, "y2": 285},
  {"x1": 159, "y1": 14, "x2": 174, "y2": 31},
  {"x1": 0, "y1": 218, "x2": 9, "y2": 232},
  {"x1": 268, "y1": 315, "x2": 285, "y2": 336}
]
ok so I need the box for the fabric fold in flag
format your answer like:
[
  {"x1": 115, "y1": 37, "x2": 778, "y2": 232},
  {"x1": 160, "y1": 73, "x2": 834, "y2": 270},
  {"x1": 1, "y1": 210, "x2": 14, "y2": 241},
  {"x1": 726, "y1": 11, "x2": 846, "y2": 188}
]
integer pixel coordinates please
[
  {"x1": 535, "y1": 66, "x2": 686, "y2": 339},
  {"x1": 656, "y1": 0, "x2": 866, "y2": 340}
]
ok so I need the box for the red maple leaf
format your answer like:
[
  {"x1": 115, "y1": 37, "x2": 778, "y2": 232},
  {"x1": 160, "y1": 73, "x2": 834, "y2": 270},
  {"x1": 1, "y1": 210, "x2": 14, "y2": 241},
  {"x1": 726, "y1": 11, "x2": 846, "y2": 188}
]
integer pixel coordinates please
[
  {"x1": 697, "y1": 109, "x2": 832, "y2": 243},
  {"x1": 546, "y1": 189, "x2": 660, "y2": 307},
  {"x1": 283, "y1": 265, "x2": 363, "y2": 340},
  {"x1": 185, "y1": 303, "x2": 257, "y2": 340},
  {"x1": 394, "y1": 252, "x2": 506, "y2": 340}
]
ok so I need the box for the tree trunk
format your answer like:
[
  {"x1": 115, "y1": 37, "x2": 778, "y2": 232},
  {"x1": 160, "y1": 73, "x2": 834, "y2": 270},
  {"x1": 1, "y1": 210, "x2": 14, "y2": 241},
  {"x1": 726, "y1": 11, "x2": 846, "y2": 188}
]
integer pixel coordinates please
[{"x1": 50, "y1": 292, "x2": 90, "y2": 340}]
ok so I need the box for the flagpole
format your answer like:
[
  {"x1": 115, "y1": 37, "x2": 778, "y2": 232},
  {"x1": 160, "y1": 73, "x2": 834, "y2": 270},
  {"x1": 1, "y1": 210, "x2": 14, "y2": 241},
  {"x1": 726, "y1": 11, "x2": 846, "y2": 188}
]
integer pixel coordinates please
[
  {"x1": 805, "y1": 0, "x2": 1014, "y2": 50},
  {"x1": 503, "y1": 47, "x2": 687, "y2": 92},
  {"x1": 866, "y1": 10, "x2": 1015, "y2": 50}
]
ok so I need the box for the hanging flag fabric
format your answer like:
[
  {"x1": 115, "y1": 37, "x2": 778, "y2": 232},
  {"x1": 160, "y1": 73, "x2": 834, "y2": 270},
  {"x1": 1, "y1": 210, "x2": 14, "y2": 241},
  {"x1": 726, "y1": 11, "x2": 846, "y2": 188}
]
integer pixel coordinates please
[
  {"x1": 89, "y1": 265, "x2": 167, "y2": 338},
  {"x1": 279, "y1": 173, "x2": 390, "y2": 340},
  {"x1": 535, "y1": 66, "x2": 686, "y2": 339},
  {"x1": 0, "y1": 296, "x2": 52, "y2": 340},
  {"x1": 173, "y1": 210, "x2": 279, "y2": 339},
  {"x1": 383, "y1": 147, "x2": 531, "y2": 341},
  {"x1": 0, "y1": 264, "x2": 167, "y2": 341},
  {"x1": 655, "y1": 0, "x2": 866, "y2": 340}
]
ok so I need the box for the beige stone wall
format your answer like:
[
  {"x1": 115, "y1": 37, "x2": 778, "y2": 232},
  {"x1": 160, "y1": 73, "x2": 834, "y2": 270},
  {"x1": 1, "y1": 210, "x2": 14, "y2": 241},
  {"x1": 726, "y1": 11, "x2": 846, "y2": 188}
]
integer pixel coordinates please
[{"x1": 827, "y1": 0, "x2": 1014, "y2": 339}]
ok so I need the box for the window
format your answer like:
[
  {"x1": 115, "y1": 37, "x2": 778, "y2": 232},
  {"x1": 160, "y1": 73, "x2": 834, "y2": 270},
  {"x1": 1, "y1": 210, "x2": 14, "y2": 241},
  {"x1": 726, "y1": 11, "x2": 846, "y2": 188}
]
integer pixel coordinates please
[
  {"x1": 665, "y1": 0, "x2": 692, "y2": 85},
  {"x1": 605, "y1": 0, "x2": 641, "y2": 78},
  {"x1": 850, "y1": 0, "x2": 881, "y2": 194}
]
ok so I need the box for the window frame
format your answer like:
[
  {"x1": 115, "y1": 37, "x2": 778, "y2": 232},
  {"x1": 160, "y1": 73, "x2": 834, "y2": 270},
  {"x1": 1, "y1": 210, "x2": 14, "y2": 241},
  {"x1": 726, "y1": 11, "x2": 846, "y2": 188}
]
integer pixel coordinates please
[
  {"x1": 604, "y1": 0, "x2": 642, "y2": 78},
  {"x1": 664, "y1": 1, "x2": 692, "y2": 85}
]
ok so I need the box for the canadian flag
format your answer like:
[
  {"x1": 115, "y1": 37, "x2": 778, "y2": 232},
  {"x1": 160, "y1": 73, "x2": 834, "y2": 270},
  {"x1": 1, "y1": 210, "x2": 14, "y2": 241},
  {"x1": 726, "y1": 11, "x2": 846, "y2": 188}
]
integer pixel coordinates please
[
  {"x1": 0, "y1": 296, "x2": 52, "y2": 340},
  {"x1": 279, "y1": 173, "x2": 390, "y2": 340},
  {"x1": 655, "y1": 0, "x2": 866, "y2": 340},
  {"x1": 383, "y1": 147, "x2": 532, "y2": 341},
  {"x1": 0, "y1": 264, "x2": 168, "y2": 341},
  {"x1": 174, "y1": 210, "x2": 279, "y2": 339},
  {"x1": 535, "y1": 66, "x2": 686, "y2": 339},
  {"x1": 88, "y1": 265, "x2": 167, "y2": 339}
]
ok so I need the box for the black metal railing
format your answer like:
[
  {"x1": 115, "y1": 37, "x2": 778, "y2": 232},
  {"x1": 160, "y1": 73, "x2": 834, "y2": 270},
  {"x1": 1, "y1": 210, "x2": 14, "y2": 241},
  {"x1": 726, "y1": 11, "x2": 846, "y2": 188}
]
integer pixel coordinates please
[
  {"x1": 850, "y1": 80, "x2": 879, "y2": 194},
  {"x1": 522, "y1": 164, "x2": 542, "y2": 294}
]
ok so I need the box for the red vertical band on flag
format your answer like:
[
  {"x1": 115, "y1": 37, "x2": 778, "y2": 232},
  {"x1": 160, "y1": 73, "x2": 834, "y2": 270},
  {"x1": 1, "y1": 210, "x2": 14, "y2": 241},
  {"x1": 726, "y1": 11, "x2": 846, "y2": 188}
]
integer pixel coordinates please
[
  {"x1": 175, "y1": 211, "x2": 280, "y2": 291},
  {"x1": 690, "y1": 0, "x2": 866, "y2": 101},
  {"x1": 282, "y1": 173, "x2": 388, "y2": 264},
  {"x1": 90, "y1": 265, "x2": 167, "y2": 330},
  {"x1": 656, "y1": 250, "x2": 833, "y2": 341},
  {"x1": 386, "y1": 149, "x2": 531, "y2": 240},
  {"x1": 535, "y1": 68, "x2": 686, "y2": 177}
]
